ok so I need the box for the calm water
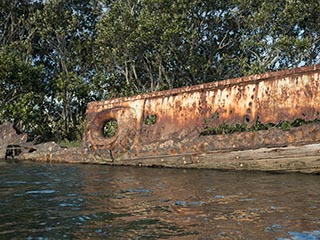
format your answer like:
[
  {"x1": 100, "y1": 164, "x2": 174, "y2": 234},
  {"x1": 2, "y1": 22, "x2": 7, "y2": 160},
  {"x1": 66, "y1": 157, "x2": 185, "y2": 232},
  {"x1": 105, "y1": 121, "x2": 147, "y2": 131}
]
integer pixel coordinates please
[{"x1": 0, "y1": 161, "x2": 320, "y2": 240}]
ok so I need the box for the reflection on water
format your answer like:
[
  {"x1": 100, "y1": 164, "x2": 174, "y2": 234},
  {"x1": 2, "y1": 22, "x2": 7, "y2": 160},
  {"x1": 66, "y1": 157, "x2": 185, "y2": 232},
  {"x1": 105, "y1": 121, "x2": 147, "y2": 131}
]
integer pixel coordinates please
[{"x1": 0, "y1": 161, "x2": 319, "y2": 239}]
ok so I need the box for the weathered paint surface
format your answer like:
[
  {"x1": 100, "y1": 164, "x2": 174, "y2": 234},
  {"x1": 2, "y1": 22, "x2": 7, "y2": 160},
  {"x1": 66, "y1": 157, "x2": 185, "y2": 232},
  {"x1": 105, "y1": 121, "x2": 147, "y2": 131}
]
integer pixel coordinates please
[
  {"x1": 3, "y1": 65, "x2": 320, "y2": 173},
  {"x1": 83, "y1": 64, "x2": 320, "y2": 161}
]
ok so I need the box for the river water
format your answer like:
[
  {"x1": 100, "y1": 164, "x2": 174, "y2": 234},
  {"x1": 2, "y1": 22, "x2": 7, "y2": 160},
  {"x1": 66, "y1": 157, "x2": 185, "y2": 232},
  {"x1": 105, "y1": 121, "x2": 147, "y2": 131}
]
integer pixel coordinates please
[{"x1": 0, "y1": 161, "x2": 319, "y2": 240}]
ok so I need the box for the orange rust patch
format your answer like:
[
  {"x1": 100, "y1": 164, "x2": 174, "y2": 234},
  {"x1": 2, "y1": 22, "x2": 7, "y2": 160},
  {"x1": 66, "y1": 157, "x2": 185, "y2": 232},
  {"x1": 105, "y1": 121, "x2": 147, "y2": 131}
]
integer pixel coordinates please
[{"x1": 83, "y1": 64, "x2": 320, "y2": 159}]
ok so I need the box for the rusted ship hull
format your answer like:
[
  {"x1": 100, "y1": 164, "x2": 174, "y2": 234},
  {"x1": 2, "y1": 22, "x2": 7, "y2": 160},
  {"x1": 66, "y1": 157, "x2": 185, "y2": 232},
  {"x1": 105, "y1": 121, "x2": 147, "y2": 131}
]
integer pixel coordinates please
[
  {"x1": 78, "y1": 64, "x2": 320, "y2": 173},
  {"x1": 2, "y1": 64, "x2": 320, "y2": 173}
]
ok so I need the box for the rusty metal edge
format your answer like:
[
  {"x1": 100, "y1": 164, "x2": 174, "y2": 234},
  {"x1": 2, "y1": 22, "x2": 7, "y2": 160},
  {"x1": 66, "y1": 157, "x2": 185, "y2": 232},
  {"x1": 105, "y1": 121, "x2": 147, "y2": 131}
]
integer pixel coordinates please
[{"x1": 87, "y1": 64, "x2": 320, "y2": 110}]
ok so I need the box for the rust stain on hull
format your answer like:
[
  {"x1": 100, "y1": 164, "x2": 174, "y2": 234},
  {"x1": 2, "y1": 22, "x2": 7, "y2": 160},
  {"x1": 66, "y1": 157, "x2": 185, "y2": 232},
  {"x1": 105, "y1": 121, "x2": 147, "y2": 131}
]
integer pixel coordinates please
[
  {"x1": 84, "y1": 64, "x2": 320, "y2": 161},
  {"x1": 3, "y1": 65, "x2": 320, "y2": 173},
  {"x1": 3, "y1": 64, "x2": 320, "y2": 174}
]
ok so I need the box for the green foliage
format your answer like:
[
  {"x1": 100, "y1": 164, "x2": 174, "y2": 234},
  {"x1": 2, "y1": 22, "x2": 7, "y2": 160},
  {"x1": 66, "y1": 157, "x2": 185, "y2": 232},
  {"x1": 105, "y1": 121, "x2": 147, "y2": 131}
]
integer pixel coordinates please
[
  {"x1": 58, "y1": 139, "x2": 82, "y2": 148},
  {"x1": 201, "y1": 121, "x2": 247, "y2": 135},
  {"x1": 144, "y1": 114, "x2": 158, "y2": 125},
  {"x1": 0, "y1": 0, "x2": 319, "y2": 142},
  {"x1": 200, "y1": 118, "x2": 320, "y2": 136},
  {"x1": 96, "y1": 0, "x2": 243, "y2": 92},
  {"x1": 103, "y1": 119, "x2": 118, "y2": 138},
  {"x1": 0, "y1": 50, "x2": 45, "y2": 136},
  {"x1": 235, "y1": 0, "x2": 320, "y2": 74}
]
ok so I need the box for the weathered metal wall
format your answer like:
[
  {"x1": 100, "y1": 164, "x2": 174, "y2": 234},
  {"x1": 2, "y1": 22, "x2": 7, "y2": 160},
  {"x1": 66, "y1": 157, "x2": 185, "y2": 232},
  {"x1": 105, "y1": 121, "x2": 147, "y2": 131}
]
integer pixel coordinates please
[{"x1": 83, "y1": 64, "x2": 320, "y2": 159}]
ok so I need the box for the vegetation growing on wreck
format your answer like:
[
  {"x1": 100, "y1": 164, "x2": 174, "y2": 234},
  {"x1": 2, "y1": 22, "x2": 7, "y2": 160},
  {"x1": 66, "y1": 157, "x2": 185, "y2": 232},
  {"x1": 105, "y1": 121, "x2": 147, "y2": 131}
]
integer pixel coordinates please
[
  {"x1": 58, "y1": 139, "x2": 82, "y2": 148},
  {"x1": 144, "y1": 114, "x2": 158, "y2": 126},
  {"x1": 0, "y1": 0, "x2": 319, "y2": 142},
  {"x1": 103, "y1": 119, "x2": 119, "y2": 138},
  {"x1": 200, "y1": 118, "x2": 320, "y2": 136}
]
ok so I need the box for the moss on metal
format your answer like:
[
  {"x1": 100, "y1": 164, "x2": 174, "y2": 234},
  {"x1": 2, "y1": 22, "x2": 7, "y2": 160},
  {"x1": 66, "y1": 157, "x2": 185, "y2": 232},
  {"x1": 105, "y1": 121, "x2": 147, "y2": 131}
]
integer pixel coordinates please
[{"x1": 200, "y1": 118, "x2": 320, "y2": 136}]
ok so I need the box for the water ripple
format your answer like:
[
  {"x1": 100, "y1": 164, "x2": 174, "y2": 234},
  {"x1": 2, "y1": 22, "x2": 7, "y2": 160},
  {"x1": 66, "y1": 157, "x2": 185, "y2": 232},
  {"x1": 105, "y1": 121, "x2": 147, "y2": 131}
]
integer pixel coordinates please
[{"x1": 25, "y1": 190, "x2": 56, "y2": 194}]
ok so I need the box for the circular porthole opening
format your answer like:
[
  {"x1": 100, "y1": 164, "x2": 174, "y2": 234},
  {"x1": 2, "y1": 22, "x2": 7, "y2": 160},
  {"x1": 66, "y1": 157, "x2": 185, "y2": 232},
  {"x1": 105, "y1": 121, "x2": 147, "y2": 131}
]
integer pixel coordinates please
[
  {"x1": 144, "y1": 114, "x2": 158, "y2": 125},
  {"x1": 103, "y1": 119, "x2": 118, "y2": 138}
]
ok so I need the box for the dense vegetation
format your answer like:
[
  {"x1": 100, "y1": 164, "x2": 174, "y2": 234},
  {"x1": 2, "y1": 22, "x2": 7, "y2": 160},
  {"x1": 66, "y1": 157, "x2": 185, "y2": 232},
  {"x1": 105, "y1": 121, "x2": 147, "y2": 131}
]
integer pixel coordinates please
[{"x1": 0, "y1": 0, "x2": 319, "y2": 142}]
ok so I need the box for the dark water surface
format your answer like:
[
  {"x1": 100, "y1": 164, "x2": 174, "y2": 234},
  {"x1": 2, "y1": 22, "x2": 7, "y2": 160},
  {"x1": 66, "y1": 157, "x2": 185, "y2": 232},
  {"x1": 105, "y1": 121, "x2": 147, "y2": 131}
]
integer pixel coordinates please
[{"x1": 0, "y1": 161, "x2": 320, "y2": 240}]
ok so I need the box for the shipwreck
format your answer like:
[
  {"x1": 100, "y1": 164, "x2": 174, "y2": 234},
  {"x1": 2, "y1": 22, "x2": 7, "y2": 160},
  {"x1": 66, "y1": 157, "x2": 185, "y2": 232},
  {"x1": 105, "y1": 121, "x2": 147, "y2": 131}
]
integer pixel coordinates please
[{"x1": 1, "y1": 64, "x2": 320, "y2": 173}]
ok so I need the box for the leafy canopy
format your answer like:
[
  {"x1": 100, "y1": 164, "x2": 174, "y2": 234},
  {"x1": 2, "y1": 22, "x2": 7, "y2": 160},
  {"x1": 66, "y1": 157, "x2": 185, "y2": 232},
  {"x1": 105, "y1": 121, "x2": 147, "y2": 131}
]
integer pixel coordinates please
[{"x1": 0, "y1": 0, "x2": 319, "y2": 140}]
